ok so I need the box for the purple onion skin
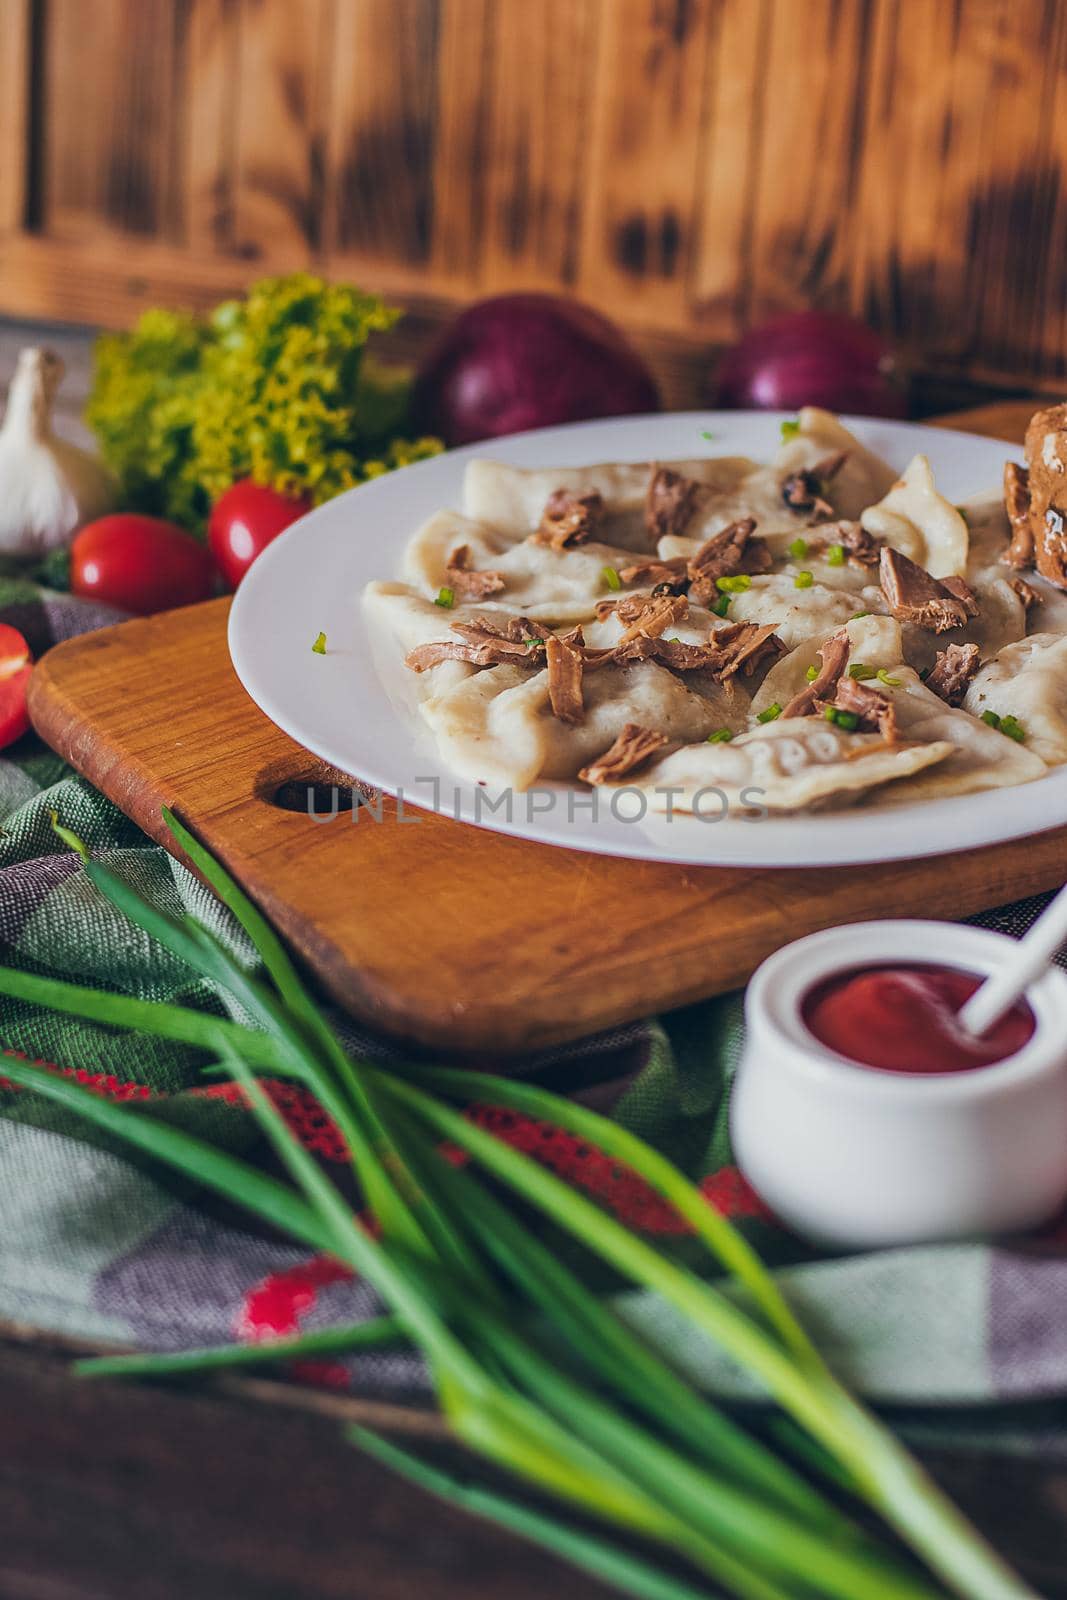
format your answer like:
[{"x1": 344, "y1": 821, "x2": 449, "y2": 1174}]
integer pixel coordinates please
[
  {"x1": 412, "y1": 293, "x2": 662, "y2": 447},
  {"x1": 714, "y1": 311, "x2": 908, "y2": 419}
]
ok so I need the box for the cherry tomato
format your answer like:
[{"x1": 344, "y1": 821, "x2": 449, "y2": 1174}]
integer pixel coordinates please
[
  {"x1": 0, "y1": 623, "x2": 33, "y2": 749},
  {"x1": 208, "y1": 481, "x2": 312, "y2": 589},
  {"x1": 70, "y1": 516, "x2": 216, "y2": 616}
]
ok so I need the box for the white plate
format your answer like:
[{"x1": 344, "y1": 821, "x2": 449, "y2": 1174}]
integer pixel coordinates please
[{"x1": 229, "y1": 409, "x2": 1059, "y2": 868}]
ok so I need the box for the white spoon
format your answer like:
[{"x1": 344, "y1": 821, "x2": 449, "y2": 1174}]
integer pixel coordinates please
[{"x1": 958, "y1": 882, "x2": 1067, "y2": 1036}]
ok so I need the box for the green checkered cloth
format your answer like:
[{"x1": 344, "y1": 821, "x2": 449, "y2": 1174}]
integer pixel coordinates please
[{"x1": 2, "y1": 580, "x2": 1067, "y2": 1452}]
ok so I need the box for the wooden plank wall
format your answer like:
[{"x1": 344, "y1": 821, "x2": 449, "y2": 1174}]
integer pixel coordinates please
[{"x1": 0, "y1": 0, "x2": 1064, "y2": 403}]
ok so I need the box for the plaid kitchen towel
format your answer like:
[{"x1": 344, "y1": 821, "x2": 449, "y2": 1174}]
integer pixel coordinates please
[{"x1": 2, "y1": 579, "x2": 1067, "y2": 1448}]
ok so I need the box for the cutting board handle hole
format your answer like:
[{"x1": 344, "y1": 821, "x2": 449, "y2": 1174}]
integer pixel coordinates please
[{"x1": 262, "y1": 763, "x2": 380, "y2": 819}]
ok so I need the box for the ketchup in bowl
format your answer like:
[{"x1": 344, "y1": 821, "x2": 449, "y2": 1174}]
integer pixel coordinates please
[{"x1": 802, "y1": 964, "x2": 1035, "y2": 1074}]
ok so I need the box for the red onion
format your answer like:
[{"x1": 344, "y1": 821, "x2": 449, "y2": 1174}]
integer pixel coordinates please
[
  {"x1": 412, "y1": 293, "x2": 661, "y2": 447},
  {"x1": 714, "y1": 311, "x2": 907, "y2": 418}
]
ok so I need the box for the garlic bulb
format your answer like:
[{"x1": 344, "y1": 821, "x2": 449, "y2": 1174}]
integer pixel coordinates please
[{"x1": 0, "y1": 347, "x2": 117, "y2": 557}]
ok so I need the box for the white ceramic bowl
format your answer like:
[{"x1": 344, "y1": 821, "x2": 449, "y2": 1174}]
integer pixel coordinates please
[{"x1": 730, "y1": 921, "x2": 1067, "y2": 1250}]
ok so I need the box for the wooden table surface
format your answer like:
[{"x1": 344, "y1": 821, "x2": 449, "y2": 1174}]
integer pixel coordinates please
[{"x1": 1, "y1": 326, "x2": 1065, "y2": 1597}]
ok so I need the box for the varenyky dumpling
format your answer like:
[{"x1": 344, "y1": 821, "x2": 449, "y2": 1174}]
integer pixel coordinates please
[
  {"x1": 774, "y1": 408, "x2": 898, "y2": 521},
  {"x1": 725, "y1": 574, "x2": 883, "y2": 651},
  {"x1": 420, "y1": 658, "x2": 746, "y2": 790},
  {"x1": 402, "y1": 509, "x2": 639, "y2": 623},
  {"x1": 861, "y1": 454, "x2": 969, "y2": 579},
  {"x1": 750, "y1": 614, "x2": 905, "y2": 720},
  {"x1": 864, "y1": 666, "x2": 1047, "y2": 800},
  {"x1": 596, "y1": 717, "x2": 954, "y2": 815},
  {"x1": 964, "y1": 634, "x2": 1067, "y2": 766},
  {"x1": 461, "y1": 456, "x2": 758, "y2": 551}
]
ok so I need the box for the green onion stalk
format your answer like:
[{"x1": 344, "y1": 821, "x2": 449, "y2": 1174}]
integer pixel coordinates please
[{"x1": 0, "y1": 808, "x2": 1035, "y2": 1600}]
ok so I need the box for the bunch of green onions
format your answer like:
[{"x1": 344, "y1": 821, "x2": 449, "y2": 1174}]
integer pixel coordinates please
[{"x1": 0, "y1": 809, "x2": 1033, "y2": 1600}]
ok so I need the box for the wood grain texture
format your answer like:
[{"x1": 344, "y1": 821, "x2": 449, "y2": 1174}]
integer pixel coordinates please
[
  {"x1": 0, "y1": 0, "x2": 30, "y2": 234},
  {"x1": 5, "y1": 0, "x2": 1067, "y2": 395},
  {"x1": 231, "y1": 0, "x2": 333, "y2": 264},
  {"x1": 24, "y1": 403, "x2": 1067, "y2": 1054},
  {"x1": 3, "y1": 1326, "x2": 1066, "y2": 1600}
]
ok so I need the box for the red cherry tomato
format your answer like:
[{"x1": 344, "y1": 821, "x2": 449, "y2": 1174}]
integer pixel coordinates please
[
  {"x1": 70, "y1": 516, "x2": 216, "y2": 616},
  {"x1": 0, "y1": 623, "x2": 33, "y2": 750},
  {"x1": 208, "y1": 481, "x2": 312, "y2": 589}
]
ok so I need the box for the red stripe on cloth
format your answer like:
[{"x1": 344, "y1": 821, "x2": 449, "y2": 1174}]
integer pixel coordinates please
[{"x1": 2, "y1": 1048, "x2": 776, "y2": 1231}]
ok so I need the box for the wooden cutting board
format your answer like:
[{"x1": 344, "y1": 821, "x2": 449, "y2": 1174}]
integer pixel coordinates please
[{"x1": 26, "y1": 401, "x2": 1067, "y2": 1056}]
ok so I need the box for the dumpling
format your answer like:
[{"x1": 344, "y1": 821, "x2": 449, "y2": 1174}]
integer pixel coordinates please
[
  {"x1": 750, "y1": 614, "x2": 905, "y2": 720},
  {"x1": 861, "y1": 455, "x2": 969, "y2": 579},
  {"x1": 597, "y1": 717, "x2": 953, "y2": 815},
  {"x1": 363, "y1": 580, "x2": 483, "y2": 700},
  {"x1": 896, "y1": 565, "x2": 1027, "y2": 676},
  {"x1": 402, "y1": 509, "x2": 636, "y2": 623},
  {"x1": 774, "y1": 407, "x2": 898, "y2": 519},
  {"x1": 462, "y1": 456, "x2": 758, "y2": 551},
  {"x1": 861, "y1": 667, "x2": 1047, "y2": 800},
  {"x1": 726, "y1": 573, "x2": 883, "y2": 651},
  {"x1": 420, "y1": 659, "x2": 745, "y2": 790},
  {"x1": 964, "y1": 634, "x2": 1067, "y2": 766}
]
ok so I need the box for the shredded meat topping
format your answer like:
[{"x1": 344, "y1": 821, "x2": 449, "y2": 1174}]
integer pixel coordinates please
[
  {"x1": 925, "y1": 642, "x2": 981, "y2": 707},
  {"x1": 831, "y1": 676, "x2": 899, "y2": 744},
  {"x1": 612, "y1": 620, "x2": 783, "y2": 680},
  {"x1": 685, "y1": 518, "x2": 772, "y2": 604},
  {"x1": 617, "y1": 554, "x2": 690, "y2": 589},
  {"x1": 809, "y1": 521, "x2": 883, "y2": 567},
  {"x1": 545, "y1": 632, "x2": 585, "y2": 723},
  {"x1": 644, "y1": 468, "x2": 709, "y2": 542},
  {"x1": 452, "y1": 614, "x2": 552, "y2": 643},
  {"x1": 710, "y1": 621, "x2": 785, "y2": 679},
  {"x1": 879, "y1": 547, "x2": 979, "y2": 633},
  {"x1": 781, "y1": 630, "x2": 851, "y2": 719},
  {"x1": 578, "y1": 723, "x2": 670, "y2": 786},
  {"x1": 615, "y1": 594, "x2": 689, "y2": 644},
  {"x1": 536, "y1": 489, "x2": 606, "y2": 550},
  {"x1": 780, "y1": 472, "x2": 830, "y2": 520},
  {"x1": 1003, "y1": 462, "x2": 1035, "y2": 570},
  {"x1": 1008, "y1": 575, "x2": 1043, "y2": 611},
  {"x1": 445, "y1": 544, "x2": 506, "y2": 599},
  {"x1": 405, "y1": 613, "x2": 550, "y2": 672},
  {"x1": 595, "y1": 591, "x2": 685, "y2": 623}
]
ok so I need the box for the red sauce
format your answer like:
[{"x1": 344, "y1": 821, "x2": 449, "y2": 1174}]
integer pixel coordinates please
[{"x1": 802, "y1": 964, "x2": 1035, "y2": 1074}]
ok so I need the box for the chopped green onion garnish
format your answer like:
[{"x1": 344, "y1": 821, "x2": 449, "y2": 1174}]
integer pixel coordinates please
[
  {"x1": 601, "y1": 566, "x2": 622, "y2": 592},
  {"x1": 434, "y1": 587, "x2": 455, "y2": 609},
  {"x1": 824, "y1": 707, "x2": 859, "y2": 731},
  {"x1": 716, "y1": 573, "x2": 751, "y2": 593},
  {"x1": 1000, "y1": 714, "x2": 1027, "y2": 743},
  {"x1": 706, "y1": 728, "x2": 733, "y2": 743},
  {"x1": 700, "y1": 429, "x2": 716, "y2": 441},
  {"x1": 787, "y1": 537, "x2": 808, "y2": 559},
  {"x1": 794, "y1": 570, "x2": 814, "y2": 589},
  {"x1": 826, "y1": 543, "x2": 845, "y2": 567},
  {"x1": 523, "y1": 636, "x2": 543, "y2": 647},
  {"x1": 851, "y1": 611, "x2": 869, "y2": 620},
  {"x1": 848, "y1": 663, "x2": 876, "y2": 680},
  {"x1": 757, "y1": 703, "x2": 782, "y2": 724},
  {"x1": 805, "y1": 665, "x2": 818, "y2": 682},
  {"x1": 311, "y1": 630, "x2": 327, "y2": 654},
  {"x1": 780, "y1": 418, "x2": 801, "y2": 441},
  {"x1": 876, "y1": 669, "x2": 901, "y2": 686},
  {"x1": 980, "y1": 709, "x2": 1001, "y2": 728},
  {"x1": 711, "y1": 595, "x2": 730, "y2": 617}
]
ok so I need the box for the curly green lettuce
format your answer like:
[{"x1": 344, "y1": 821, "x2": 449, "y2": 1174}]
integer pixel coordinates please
[{"x1": 86, "y1": 275, "x2": 441, "y2": 532}]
